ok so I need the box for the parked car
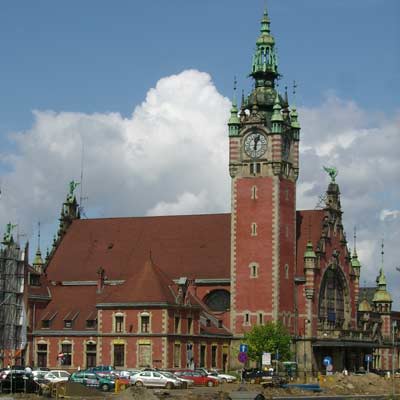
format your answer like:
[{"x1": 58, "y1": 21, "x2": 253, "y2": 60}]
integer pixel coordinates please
[
  {"x1": 131, "y1": 370, "x2": 182, "y2": 389},
  {"x1": 32, "y1": 370, "x2": 49, "y2": 384},
  {"x1": 86, "y1": 365, "x2": 115, "y2": 377},
  {"x1": 0, "y1": 371, "x2": 36, "y2": 393},
  {"x1": 208, "y1": 370, "x2": 237, "y2": 383},
  {"x1": 242, "y1": 368, "x2": 271, "y2": 383},
  {"x1": 159, "y1": 371, "x2": 194, "y2": 388},
  {"x1": 174, "y1": 370, "x2": 218, "y2": 387},
  {"x1": 70, "y1": 371, "x2": 115, "y2": 391},
  {"x1": 44, "y1": 370, "x2": 70, "y2": 383}
]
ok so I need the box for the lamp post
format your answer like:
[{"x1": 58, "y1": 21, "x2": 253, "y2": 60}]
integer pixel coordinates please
[{"x1": 304, "y1": 319, "x2": 310, "y2": 382}]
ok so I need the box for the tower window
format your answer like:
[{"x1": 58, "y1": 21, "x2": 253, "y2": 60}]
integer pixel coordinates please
[
  {"x1": 251, "y1": 185, "x2": 258, "y2": 200},
  {"x1": 258, "y1": 313, "x2": 263, "y2": 325},
  {"x1": 251, "y1": 223, "x2": 258, "y2": 236},
  {"x1": 250, "y1": 163, "x2": 261, "y2": 175},
  {"x1": 285, "y1": 264, "x2": 289, "y2": 279},
  {"x1": 244, "y1": 313, "x2": 250, "y2": 325},
  {"x1": 249, "y1": 263, "x2": 259, "y2": 278}
]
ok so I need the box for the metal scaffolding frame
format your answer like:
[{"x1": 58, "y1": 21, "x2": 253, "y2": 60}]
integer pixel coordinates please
[{"x1": 0, "y1": 242, "x2": 25, "y2": 367}]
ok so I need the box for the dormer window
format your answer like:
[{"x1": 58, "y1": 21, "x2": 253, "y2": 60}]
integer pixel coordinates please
[
  {"x1": 42, "y1": 320, "x2": 50, "y2": 329},
  {"x1": 86, "y1": 319, "x2": 97, "y2": 329},
  {"x1": 29, "y1": 273, "x2": 41, "y2": 286},
  {"x1": 64, "y1": 320, "x2": 72, "y2": 329}
]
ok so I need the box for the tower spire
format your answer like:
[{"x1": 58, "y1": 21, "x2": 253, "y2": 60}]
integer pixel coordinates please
[{"x1": 33, "y1": 221, "x2": 44, "y2": 272}]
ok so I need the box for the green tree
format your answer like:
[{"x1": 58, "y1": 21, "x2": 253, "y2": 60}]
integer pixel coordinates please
[{"x1": 244, "y1": 321, "x2": 292, "y2": 365}]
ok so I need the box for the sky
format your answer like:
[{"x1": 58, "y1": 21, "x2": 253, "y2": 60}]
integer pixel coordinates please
[{"x1": 0, "y1": 1, "x2": 399, "y2": 305}]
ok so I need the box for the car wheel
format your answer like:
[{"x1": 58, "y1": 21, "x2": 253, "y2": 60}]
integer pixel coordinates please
[
  {"x1": 207, "y1": 380, "x2": 214, "y2": 387},
  {"x1": 135, "y1": 381, "x2": 143, "y2": 387},
  {"x1": 221, "y1": 378, "x2": 227, "y2": 384},
  {"x1": 165, "y1": 382, "x2": 173, "y2": 389},
  {"x1": 101, "y1": 384, "x2": 109, "y2": 392}
]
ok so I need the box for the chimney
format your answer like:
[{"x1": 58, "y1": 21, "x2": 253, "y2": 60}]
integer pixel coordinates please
[{"x1": 97, "y1": 267, "x2": 105, "y2": 293}]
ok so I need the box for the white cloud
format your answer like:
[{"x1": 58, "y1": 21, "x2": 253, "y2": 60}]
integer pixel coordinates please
[
  {"x1": 380, "y1": 209, "x2": 400, "y2": 221},
  {"x1": 0, "y1": 74, "x2": 399, "y2": 306}
]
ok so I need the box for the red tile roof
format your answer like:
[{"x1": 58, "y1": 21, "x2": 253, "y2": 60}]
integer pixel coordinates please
[
  {"x1": 35, "y1": 284, "x2": 97, "y2": 331},
  {"x1": 46, "y1": 214, "x2": 231, "y2": 282},
  {"x1": 98, "y1": 258, "x2": 177, "y2": 305}
]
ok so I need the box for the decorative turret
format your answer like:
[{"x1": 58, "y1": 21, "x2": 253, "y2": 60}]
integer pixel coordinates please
[
  {"x1": 271, "y1": 92, "x2": 283, "y2": 133},
  {"x1": 58, "y1": 180, "x2": 81, "y2": 238},
  {"x1": 304, "y1": 240, "x2": 317, "y2": 269},
  {"x1": 351, "y1": 228, "x2": 361, "y2": 277},
  {"x1": 250, "y1": 8, "x2": 279, "y2": 85},
  {"x1": 32, "y1": 222, "x2": 44, "y2": 273},
  {"x1": 373, "y1": 242, "x2": 392, "y2": 314},
  {"x1": 228, "y1": 78, "x2": 240, "y2": 137},
  {"x1": 290, "y1": 99, "x2": 300, "y2": 141}
]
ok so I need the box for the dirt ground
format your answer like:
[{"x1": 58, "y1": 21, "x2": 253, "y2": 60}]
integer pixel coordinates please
[{"x1": 2, "y1": 374, "x2": 400, "y2": 399}]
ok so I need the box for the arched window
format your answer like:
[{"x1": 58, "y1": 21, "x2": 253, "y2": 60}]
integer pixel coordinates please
[
  {"x1": 318, "y1": 266, "x2": 347, "y2": 328},
  {"x1": 203, "y1": 290, "x2": 230, "y2": 312}
]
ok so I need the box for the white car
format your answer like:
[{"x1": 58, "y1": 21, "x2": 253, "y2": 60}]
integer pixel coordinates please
[
  {"x1": 160, "y1": 371, "x2": 194, "y2": 388},
  {"x1": 131, "y1": 370, "x2": 182, "y2": 389},
  {"x1": 44, "y1": 370, "x2": 70, "y2": 383},
  {"x1": 197, "y1": 368, "x2": 237, "y2": 383}
]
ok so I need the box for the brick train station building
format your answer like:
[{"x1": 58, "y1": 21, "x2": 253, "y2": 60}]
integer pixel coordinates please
[{"x1": 1, "y1": 7, "x2": 398, "y2": 373}]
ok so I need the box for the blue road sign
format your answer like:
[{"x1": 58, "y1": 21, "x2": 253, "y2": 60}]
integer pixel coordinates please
[
  {"x1": 365, "y1": 354, "x2": 373, "y2": 362},
  {"x1": 239, "y1": 344, "x2": 248, "y2": 353},
  {"x1": 323, "y1": 356, "x2": 332, "y2": 366}
]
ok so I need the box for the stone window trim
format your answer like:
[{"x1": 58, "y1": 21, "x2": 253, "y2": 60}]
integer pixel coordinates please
[
  {"x1": 36, "y1": 339, "x2": 49, "y2": 368},
  {"x1": 138, "y1": 311, "x2": 152, "y2": 334},
  {"x1": 249, "y1": 262, "x2": 260, "y2": 278},
  {"x1": 112, "y1": 311, "x2": 126, "y2": 334},
  {"x1": 251, "y1": 222, "x2": 258, "y2": 237},
  {"x1": 251, "y1": 185, "x2": 258, "y2": 200},
  {"x1": 173, "y1": 341, "x2": 181, "y2": 368},
  {"x1": 112, "y1": 340, "x2": 126, "y2": 368},
  {"x1": 174, "y1": 314, "x2": 181, "y2": 334},
  {"x1": 243, "y1": 311, "x2": 251, "y2": 326},
  {"x1": 59, "y1": 339, "x2": 73, "y2": 368}
]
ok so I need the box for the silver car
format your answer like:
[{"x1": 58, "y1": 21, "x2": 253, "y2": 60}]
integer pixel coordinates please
[
  {"x1": 131, "y1": 370, "x2": 182, "y2": 389},
  {"x1": 159, "y1": 371, "x2": 193, "y2": 388}
]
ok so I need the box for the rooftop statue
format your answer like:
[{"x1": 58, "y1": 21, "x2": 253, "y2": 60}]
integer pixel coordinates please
[
  {"x1": 323, "y1": 166, "x2": 338, "y2": 183},
  {"x1": 67, "y1": 180, "x2": 80, "y2": 202},
  {"x1": 3, "y1": 222, "x2": 17, "y2": 244}
]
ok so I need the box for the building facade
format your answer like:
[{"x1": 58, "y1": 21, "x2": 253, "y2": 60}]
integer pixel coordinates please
[{"x1": 1, "y1": 7, "x2": 398, "y2": 373}]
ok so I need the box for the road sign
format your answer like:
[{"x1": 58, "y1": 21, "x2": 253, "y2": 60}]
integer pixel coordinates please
[
  {"x1": 238, "y1": 352, "x2": 248, "y2": 363},
  {"x1": 239, "y1": 344, "x2": 248, "y2": 353},
  {"x1": 323, "y1": 356, "x2": 332, "y2": 366},
  {"x1": 262, "y1": 352, "x2": 271, "y2": 366},
  {"x1": 365, "y1": 354, "x2": 373, "y2": 362}
]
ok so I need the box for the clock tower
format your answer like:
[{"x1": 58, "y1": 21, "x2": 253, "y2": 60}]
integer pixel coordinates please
[{"x1": 229, "y1": 8, "x2": 300, "y2": 337}]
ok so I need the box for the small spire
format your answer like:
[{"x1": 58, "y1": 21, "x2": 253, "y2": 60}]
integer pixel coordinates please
[
  {"x1": 381, "y1": 238, "x2": 384, "y2": 267},
  {"x1": 271, "y1": 91, "x2": 283, "y2": 124},
  {"x1": 353, "y1": 226, "x2": 358, "y2": 256},
  {"x1": 284, "y1": 85, "x2": 288, "y2": 105},
  {"x1": 37, "y1": 221, "x2": 41, "y2": 251},
  {"x1": 351, "y1": 226, "x2": 361, "y2": 270},
  {"x1": 228, "y1": 76, "x2": 240, "y2": 132}
]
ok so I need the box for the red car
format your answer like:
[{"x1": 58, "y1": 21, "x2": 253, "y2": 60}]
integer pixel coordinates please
[{"x1": 174, "y1": 370, "x2": 218, "y2": 387}]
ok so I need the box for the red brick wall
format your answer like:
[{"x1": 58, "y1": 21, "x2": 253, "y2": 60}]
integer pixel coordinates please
[{"x1": 232, "y1": 177, "x2": 274, "y2": 334}]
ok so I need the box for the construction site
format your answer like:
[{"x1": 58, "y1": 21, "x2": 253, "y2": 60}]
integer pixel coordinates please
[{"x1": 0, "y1": 224, "x2": 27, "y2": 368}]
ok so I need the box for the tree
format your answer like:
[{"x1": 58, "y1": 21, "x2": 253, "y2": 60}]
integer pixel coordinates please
[{"x1": 244, "y1": 321, "x2": 292, "y2": 365}]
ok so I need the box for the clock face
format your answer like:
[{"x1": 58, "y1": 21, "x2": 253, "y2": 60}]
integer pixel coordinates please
[{"x1": 244, "y1": 132, "x2": 268, "y2": 159}]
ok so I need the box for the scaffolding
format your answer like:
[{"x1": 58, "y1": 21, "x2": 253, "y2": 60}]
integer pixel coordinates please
[{"x1": 0, "y1": 241, "x2": 25, "y2": 368}]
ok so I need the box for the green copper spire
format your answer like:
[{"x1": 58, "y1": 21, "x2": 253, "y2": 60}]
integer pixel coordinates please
[
  {"x1": 304, "y1": 240, "x2": 317, "y2": 259},
  {"x1": 250, "y1": 6, "x2": 279, "y2": 87},
  {"x1": 228, "y1": 77, "x2": 240, "y2": 137},
  {"x1": 271, "y1": 92, "x2": 283, "y2": 121},
  {"x1": 373, "y1": 240, "x2": 392, "y2": 304},
  {"x1": 351, "y1": 226, "x2": 361, "y2": 270}
]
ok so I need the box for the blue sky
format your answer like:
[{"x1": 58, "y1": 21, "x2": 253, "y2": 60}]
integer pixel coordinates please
[
  {"x1": 0, "y1": 1, "x2": 399, "y2": 303},
  {"x1": 1, "y1": 0, "x2": 398, "y2": 138}
]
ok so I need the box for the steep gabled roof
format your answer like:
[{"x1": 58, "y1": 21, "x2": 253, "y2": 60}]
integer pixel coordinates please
[
  {"x1": 97, "y1": 258, "x2": 177, "y2": 305},
  {"x1": 45, "y1": 214, "x2": 231, "y2": 282}
]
